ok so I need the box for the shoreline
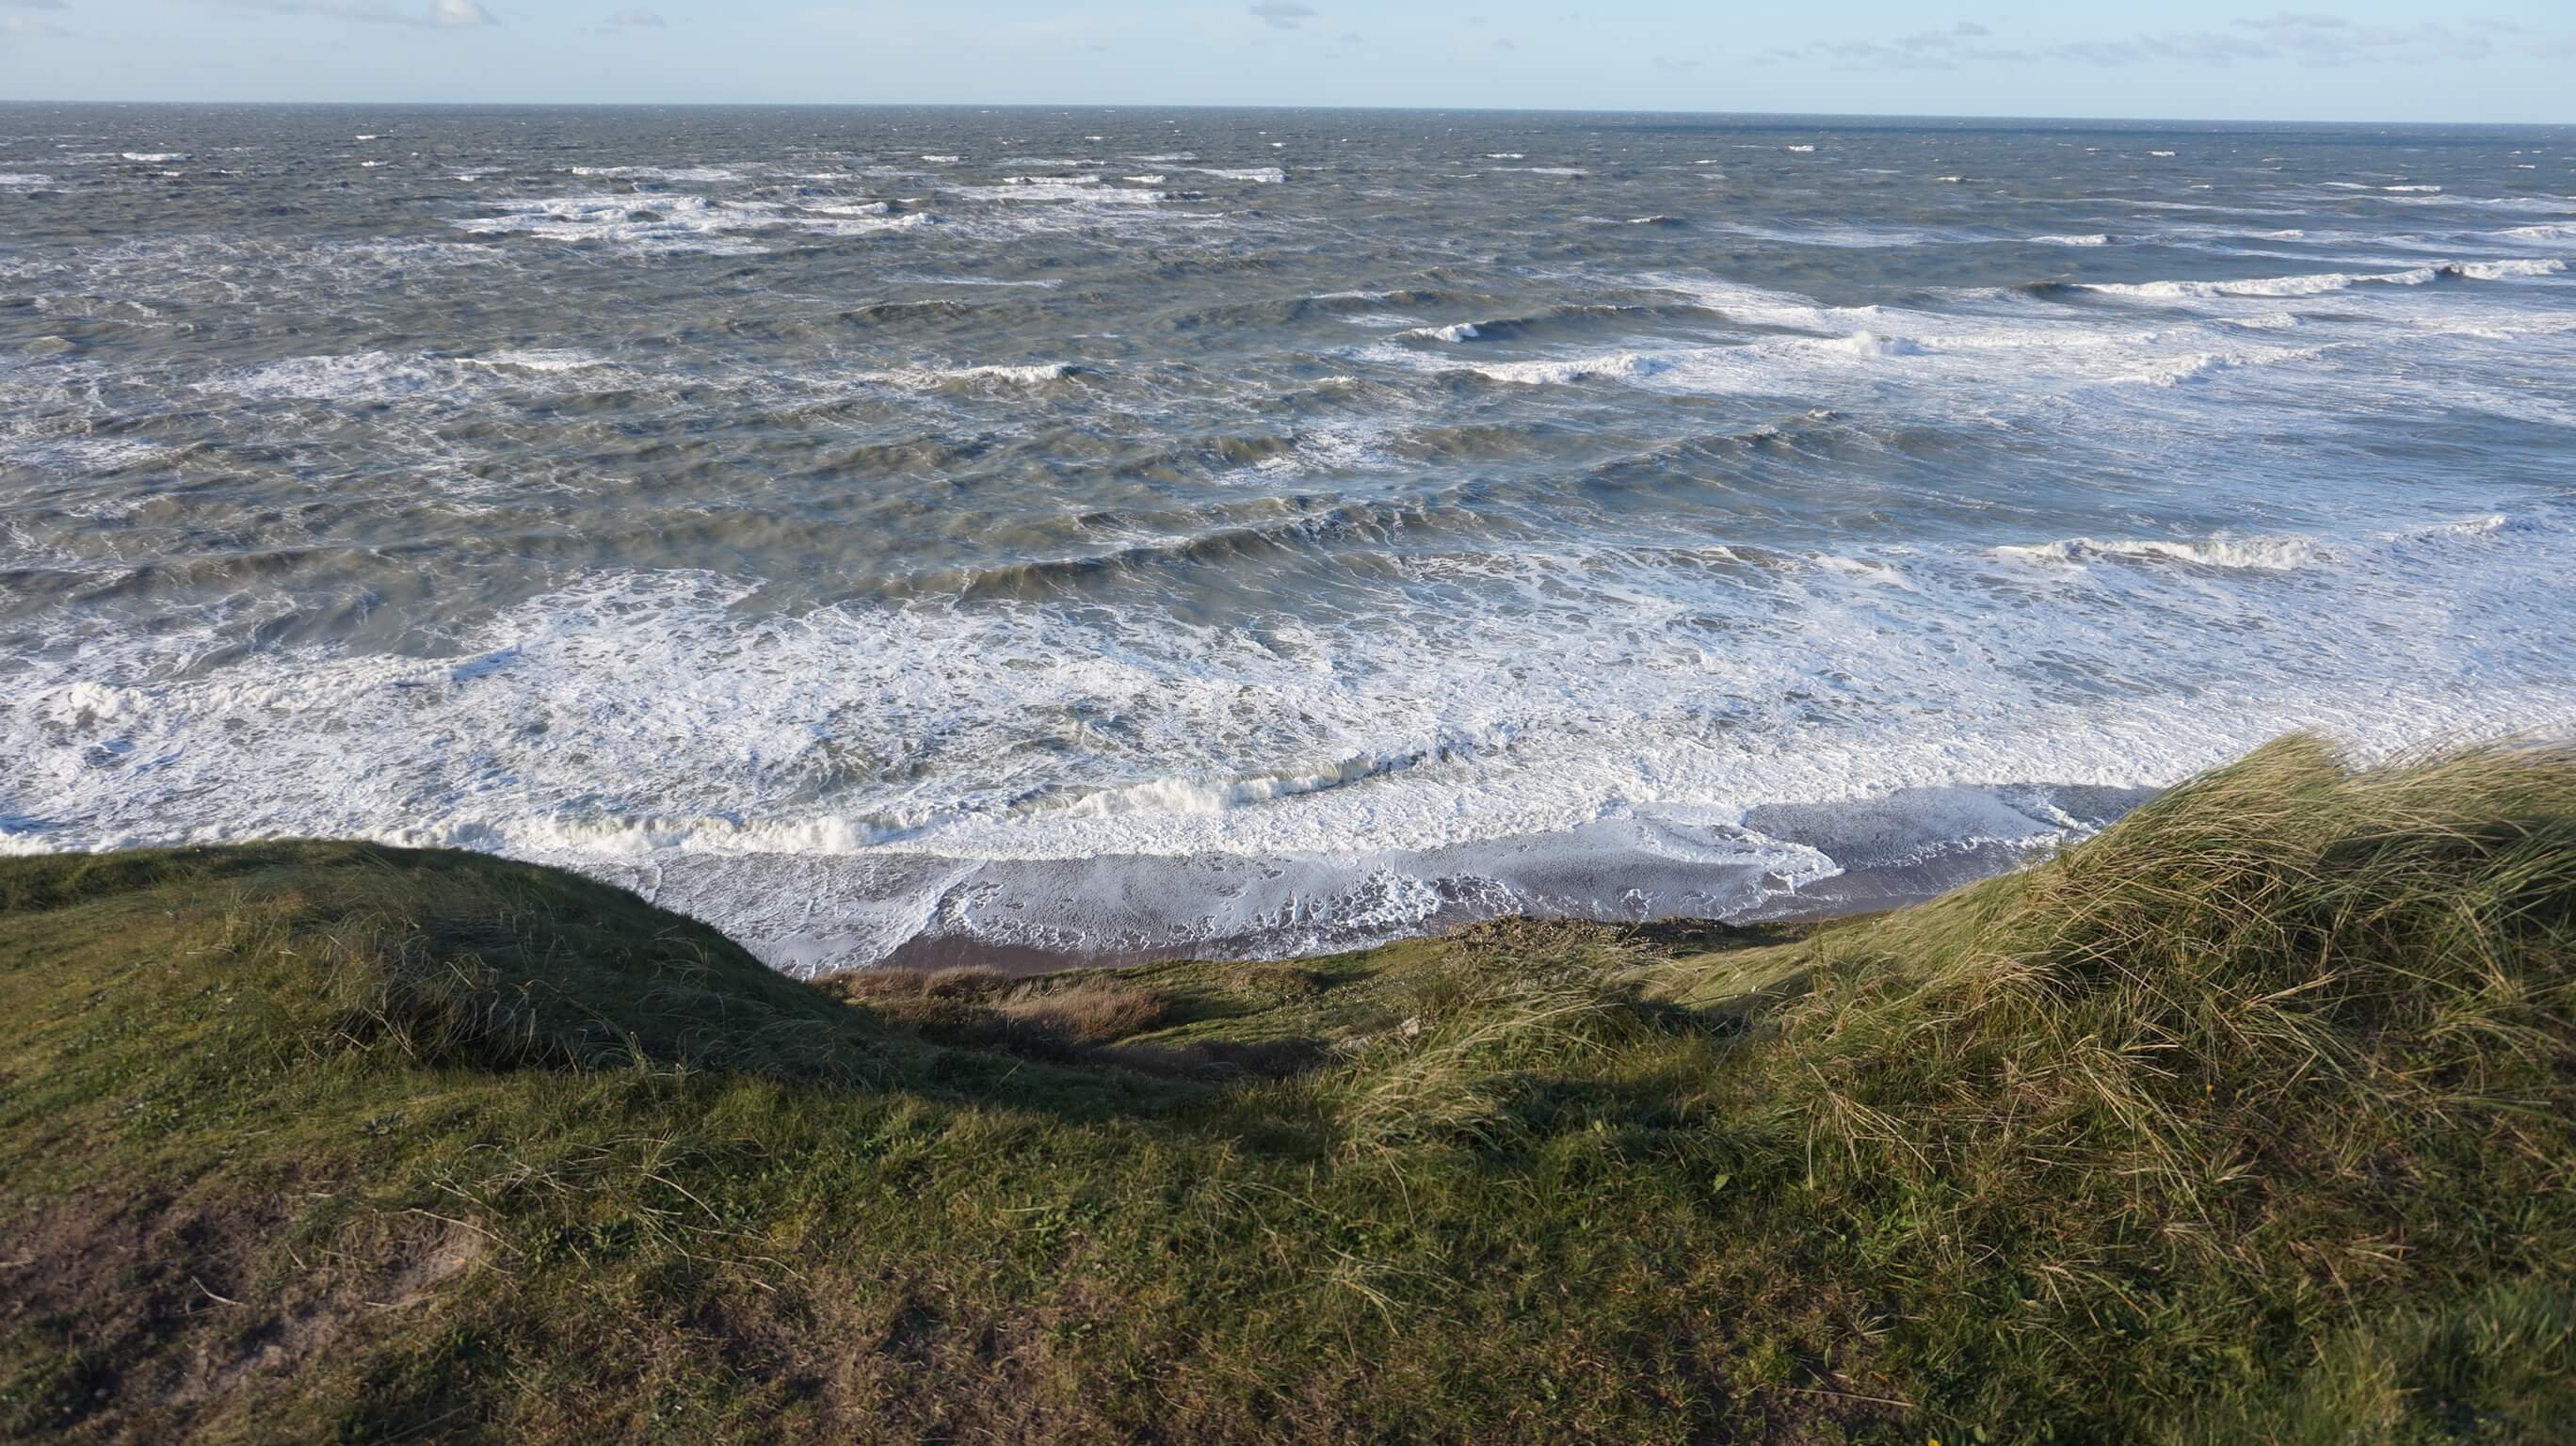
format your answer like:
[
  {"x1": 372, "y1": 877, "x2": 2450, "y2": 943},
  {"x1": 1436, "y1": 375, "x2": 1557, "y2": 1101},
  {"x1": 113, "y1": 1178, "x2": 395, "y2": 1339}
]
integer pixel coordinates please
[
  {"x1": 854, "y1": 830, "x2": 2066, "y2": 976},
  {"x1": 555, "y1": 781, "x2": 2160, "y2": 978},
  {"x1": 0, "y1": 779, "x2": 2160, "y2": 979}
]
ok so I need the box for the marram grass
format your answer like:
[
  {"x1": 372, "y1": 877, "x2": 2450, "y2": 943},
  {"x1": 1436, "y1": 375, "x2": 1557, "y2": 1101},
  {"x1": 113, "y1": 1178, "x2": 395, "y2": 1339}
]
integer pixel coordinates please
[{"x1": 2, "y1": 735, "x2": 2569, "y2": 1443}]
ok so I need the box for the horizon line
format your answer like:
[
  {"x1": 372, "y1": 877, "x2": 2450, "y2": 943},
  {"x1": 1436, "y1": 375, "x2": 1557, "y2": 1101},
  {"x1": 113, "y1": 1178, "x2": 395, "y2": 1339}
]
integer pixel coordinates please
[{"x1": 0, "y1": 97, "x2": 2568, "y2": 130}]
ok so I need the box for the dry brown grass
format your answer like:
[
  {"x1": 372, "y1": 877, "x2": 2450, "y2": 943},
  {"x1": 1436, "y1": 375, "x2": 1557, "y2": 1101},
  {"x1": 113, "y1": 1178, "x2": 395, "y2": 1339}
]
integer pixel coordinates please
[{"x1": 818, "y1": 965, "x2": 1180, "y2": 1065}]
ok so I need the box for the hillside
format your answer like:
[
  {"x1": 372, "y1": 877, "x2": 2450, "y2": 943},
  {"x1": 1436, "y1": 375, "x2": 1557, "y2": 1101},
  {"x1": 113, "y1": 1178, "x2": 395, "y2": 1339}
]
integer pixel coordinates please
[{"x1": 4, "y1": 735, "x2": 2572, "y2": 1443}]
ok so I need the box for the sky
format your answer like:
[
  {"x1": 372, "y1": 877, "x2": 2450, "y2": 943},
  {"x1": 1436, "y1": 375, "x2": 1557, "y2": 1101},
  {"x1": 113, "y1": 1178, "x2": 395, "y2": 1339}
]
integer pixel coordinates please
[{"x1": 2, "y1": 1, "x2": 2571, "y2": 122}]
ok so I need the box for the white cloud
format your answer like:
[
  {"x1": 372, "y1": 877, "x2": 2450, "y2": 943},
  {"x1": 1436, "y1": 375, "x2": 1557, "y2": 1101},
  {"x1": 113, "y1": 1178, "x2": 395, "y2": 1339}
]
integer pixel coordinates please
[
  {"x1": 210, "y1": 0, "x2": 498, "y2": 26},
  {"x1": 1769, "y1": 11, "x2": 2527, "y2": 70},
  {"x1": 2230, "y1": 12, "x2": 2494, "y2": 64},
  {"x1": 1248, "y1": 1, "x2": 1313, "y2": 31},
  {"x1": 3, "y1": 9, "x2": 71, "y2": 32},
  {"x1": 604, "y1": 7, "x2": 665, "y2": 25}
]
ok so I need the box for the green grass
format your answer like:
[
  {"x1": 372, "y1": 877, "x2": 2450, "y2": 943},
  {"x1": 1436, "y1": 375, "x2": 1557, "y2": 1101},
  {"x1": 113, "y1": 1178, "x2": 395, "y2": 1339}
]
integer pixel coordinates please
[{"x1": 3, "y1": 735, "x2": 2570, "y2": 1443}]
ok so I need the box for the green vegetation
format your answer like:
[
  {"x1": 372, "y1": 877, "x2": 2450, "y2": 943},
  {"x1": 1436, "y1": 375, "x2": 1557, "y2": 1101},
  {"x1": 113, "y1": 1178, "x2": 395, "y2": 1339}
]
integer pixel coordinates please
[{"x1": 3, "y1": 735, "x2": 2571, "y2": 1443}]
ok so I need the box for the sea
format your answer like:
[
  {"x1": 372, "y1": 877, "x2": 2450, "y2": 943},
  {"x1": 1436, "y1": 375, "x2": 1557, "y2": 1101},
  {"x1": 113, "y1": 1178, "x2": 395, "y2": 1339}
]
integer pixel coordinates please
[{"x1": 5, "y1": 104, "x2": 2572, "y2": 972}]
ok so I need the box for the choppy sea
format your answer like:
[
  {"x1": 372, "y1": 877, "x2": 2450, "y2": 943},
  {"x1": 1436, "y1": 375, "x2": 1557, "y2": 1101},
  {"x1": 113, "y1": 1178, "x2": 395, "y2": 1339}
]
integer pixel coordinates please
[{"x1": 5, "y1": 105, "x2": 2572, "y2": 971}]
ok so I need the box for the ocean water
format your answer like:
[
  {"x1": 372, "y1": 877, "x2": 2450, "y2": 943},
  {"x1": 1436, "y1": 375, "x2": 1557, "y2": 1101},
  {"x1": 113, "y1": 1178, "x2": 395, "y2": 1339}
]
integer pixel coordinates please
[{"x1": 5, "y1": 104, "x2": 2573, "y2": 972}]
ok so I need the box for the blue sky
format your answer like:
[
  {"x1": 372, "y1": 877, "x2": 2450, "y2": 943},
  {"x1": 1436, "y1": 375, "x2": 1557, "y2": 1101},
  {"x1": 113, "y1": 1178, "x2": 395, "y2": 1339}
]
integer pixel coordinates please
[{"x1": 4, "y1": 1, "x2": 2571, "y2": 121}]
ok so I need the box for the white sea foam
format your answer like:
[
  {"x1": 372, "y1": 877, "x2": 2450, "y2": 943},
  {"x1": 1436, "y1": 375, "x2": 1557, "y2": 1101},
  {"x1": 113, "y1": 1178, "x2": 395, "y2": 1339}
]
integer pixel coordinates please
[
  {"x1": 1992, "y1": 533, "x2": 2323, "y2": 570},
  {"x1": 475, "y1": 348, "x2": 610, "y2": 374},
  {"x1": 0, "y1": 434, "x2": 170, "y2": 472},
  {"x1": 10, "y1": 500, "x2": 2569, "y2": 971},
  {"x1": 2031, "y1": 233, "x2": 2111, "y2": 246},
  {"x1": 451, "y1": 191, "x2": 939, "y2": 252},
  {"x1": 2447, "y1": 258, "x2": 2566, "y2": 281},
  {"x1": 886, "y1": 275, "x2": 1063, "y2": 288},
  {"x1": 120, "y1": 152, "x2": 188, "y2": 163},
  {"x1": 2379, "y1": 194, "x2": 2576, "y2": 213},
  {"x1": 1633, "y1": 273, "x2": 1872, "y2": 333},
  {"x1": 2079, "y1": 266, "x2": 2441, "y2": 299},
  {"x1": 568, "y1": 165, "x2": 746, "y2": 183},
  {"x1": 1785, "y1": 145, "x2": 1816, "y2": 153},
  {"x1": 1400, "y1": 322, "x2": 1482, "y2": 343},
  {"x1": 1360, "y1": 279, "x2": 2346, "y2": 408},
  {"x1": 860, "y1": 362, "x2": 1078, "y2": 388},
  {"x1": 806, "y1": 211, "x2": 941, "y2": 236},
  {"x1": 2388, "y1": 514, "x2": 2508, "y2": 542},
  {"x1": 1712, "y1": 220, "x2": 1951, "y2": 249},
  {"x1": 1190, "y1": 167, "x2": 1287, "y2": 183},
  {"x1": 1470, "y1": 352, "x2": 1671, "y2": 385},
  {"x1": 951, "y1": 174, "x2": 1167, "y2": 205},
  {"x1": 208, "y1": 351, "x2": 462, "y2": 403},
  {"x1": 192, "y1": 347, "x2": 622, "y2": 406},
  {"x1": 2133, "y1": 351, "x2": 2253, "y2": 387},
  {"x1": 453, "y1": 192, "x2": 782, "y2": 253},
  {"x1": 1825, "y1": 330, "x2": 1924, "y2": 359}
]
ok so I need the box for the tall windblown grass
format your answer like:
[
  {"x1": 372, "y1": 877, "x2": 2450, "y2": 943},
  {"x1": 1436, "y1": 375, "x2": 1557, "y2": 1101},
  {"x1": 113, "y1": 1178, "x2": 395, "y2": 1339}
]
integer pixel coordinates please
[{"x1": 1733, "y1": 734, "x2": 2576, "y2": 1432}]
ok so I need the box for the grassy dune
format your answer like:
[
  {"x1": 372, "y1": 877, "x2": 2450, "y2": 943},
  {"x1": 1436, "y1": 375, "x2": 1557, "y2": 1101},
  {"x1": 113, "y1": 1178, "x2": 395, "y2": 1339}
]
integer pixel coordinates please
[{"x1": 3, "y1": 735, "x2": 2571, "y2": 1443}]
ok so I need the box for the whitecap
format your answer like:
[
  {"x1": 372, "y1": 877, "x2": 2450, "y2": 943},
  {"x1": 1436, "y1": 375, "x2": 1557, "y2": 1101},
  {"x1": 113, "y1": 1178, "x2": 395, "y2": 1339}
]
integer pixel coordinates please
[
  {"x1": 568, "y1": 165, "x2": 745, "y2": 183},
  {"x1": 1993, "y1": 533, "x2": 2322, "y2": 570},
  {"x1": 1826, "y1": 330, "x2": 1924, "y2": 359},
  {"x1": 1470, "y1": 352, "x2": 1670, "y2": 385},
  {"x1": 2446, "y1": 258, "x2": 2566, "y2": 281},
  {"x1": 1399, "y1": 322, "x2": 1482, "y2": 343},
  {"x1": 858, "y1": 362, "x2": 1080, "y2": 388},
  {"x1": 2080, "y1": 266, "x2": 2440, "y2": 300},
  {"x1": 475, "y1": 348, "x2": 610, "y2": 374}
]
